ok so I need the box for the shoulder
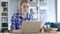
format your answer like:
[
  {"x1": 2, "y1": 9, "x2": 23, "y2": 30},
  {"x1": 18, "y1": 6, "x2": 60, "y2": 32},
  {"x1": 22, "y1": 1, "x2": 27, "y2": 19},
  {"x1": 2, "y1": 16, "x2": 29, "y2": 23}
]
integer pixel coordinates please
[
  {"x1": 13, "y1": 12, "x2": 21, "y2": 16},
  {"x1": 12, "y1": 13, "x2": 21, "y2": 18}
]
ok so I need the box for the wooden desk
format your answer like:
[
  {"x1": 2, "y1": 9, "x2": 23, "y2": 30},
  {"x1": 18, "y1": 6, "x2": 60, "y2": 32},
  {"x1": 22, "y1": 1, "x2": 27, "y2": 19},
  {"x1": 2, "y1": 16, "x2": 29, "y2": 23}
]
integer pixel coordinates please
[
  {"x1": 0, "y1": 32, "x2": 60, "y2": 34},
  {"x1": 3, "y1": 30, "x2": 60, "y2": 34},
  {"x1": 9, "y1": 32, "x2": 60, "y2": 34}
]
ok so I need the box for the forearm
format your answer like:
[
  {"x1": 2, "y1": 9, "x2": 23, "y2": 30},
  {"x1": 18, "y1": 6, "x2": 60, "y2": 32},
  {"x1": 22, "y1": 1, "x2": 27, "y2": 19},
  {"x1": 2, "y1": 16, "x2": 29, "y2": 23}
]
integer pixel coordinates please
[{"x1": 12, "y1": 30, "x2": 22, "y2": 33}]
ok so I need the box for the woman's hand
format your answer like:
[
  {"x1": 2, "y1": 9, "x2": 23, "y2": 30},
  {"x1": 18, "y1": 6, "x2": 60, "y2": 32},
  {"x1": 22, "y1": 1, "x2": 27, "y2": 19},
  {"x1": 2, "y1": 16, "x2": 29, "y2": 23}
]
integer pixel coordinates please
[{"x1": 12, "y1": 30, "x2": 22, "y2": 33}]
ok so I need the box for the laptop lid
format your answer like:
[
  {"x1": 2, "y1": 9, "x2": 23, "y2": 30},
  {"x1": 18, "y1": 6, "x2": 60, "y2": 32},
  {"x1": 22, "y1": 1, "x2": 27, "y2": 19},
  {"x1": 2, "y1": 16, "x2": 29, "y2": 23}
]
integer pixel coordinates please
[{"x1": 22, "y1": 21, "x2": 40, "y2": 33}]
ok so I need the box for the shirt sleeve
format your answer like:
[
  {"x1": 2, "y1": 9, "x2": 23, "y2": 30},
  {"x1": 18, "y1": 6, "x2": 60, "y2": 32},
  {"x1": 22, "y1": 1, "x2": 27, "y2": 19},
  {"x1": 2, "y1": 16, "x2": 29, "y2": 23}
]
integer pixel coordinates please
[{"x1": 10, "y1": 14, "x2": 16, "y2": 30}]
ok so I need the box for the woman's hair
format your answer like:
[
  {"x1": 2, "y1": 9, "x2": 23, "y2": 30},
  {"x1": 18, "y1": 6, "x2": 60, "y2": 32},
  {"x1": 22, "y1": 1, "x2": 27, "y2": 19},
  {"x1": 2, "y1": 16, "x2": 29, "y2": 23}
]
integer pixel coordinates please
[
  {"x1": 19, "y1": 0, "x2": 29, "y2": 12},
  {"x1": 20, "y1": 0, "x2": 30, "y2": 5}
]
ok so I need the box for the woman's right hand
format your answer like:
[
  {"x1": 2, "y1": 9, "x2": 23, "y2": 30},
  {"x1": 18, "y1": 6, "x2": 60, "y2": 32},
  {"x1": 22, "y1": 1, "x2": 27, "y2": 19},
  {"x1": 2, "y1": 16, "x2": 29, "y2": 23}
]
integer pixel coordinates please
[{"x1": 12, "y1": 30, "x2": 22, "y2": 33}]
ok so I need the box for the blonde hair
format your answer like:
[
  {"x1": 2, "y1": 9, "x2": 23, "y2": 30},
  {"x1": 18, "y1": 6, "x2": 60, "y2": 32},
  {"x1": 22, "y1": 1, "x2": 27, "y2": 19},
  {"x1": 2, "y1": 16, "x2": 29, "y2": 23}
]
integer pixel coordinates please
[
  {"x1": 20, "y1": 0, "x2": 30, "y2": 5},
  {"x1": 18, "y1": 0, "x2": 29, "y2": 12},
  {"x1": 17, "y1": 0, "x2": 30, "y2": 12}
]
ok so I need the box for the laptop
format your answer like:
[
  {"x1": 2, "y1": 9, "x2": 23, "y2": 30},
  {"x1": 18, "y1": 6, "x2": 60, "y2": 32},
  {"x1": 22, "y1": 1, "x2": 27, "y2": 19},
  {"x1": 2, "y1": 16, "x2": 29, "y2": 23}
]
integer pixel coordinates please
[{"x1": 21, "y1": 21, "x2": 40, "y2": 33}]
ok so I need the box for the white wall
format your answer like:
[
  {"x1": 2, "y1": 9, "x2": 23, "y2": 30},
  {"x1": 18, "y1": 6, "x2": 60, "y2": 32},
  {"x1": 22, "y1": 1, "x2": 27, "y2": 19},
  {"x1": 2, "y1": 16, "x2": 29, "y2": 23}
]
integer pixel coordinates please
[
  {"x1": 57, "y1": 0, "x2": 60, "y2": 22},
  {"x1": 8, "y1": 0, "x2": 18, "y2": 30},
  {"x1": 46, "y1": 0, "x2": 56, "y2": 22}
]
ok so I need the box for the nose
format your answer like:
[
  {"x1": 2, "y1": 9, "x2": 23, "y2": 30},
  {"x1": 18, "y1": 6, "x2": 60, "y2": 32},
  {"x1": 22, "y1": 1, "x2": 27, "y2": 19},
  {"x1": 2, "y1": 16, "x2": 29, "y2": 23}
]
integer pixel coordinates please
[{"x1": 25, "y1": 7, "x2": 29, "y2": 10}]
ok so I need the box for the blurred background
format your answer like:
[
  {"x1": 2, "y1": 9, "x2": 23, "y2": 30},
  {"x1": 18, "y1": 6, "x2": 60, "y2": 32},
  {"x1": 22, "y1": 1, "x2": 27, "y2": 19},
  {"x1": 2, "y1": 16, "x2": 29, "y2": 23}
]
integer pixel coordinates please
[{"x1": 0, "y1": 0, "x2": 60, "y2": 32}]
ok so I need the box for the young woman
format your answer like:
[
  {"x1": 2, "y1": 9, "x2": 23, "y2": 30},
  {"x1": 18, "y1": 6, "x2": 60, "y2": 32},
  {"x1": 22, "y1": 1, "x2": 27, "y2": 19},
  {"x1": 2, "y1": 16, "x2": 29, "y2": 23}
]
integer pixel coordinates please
[{"x1": 11, "y1": 0, "x2": 33, "y2": 32}]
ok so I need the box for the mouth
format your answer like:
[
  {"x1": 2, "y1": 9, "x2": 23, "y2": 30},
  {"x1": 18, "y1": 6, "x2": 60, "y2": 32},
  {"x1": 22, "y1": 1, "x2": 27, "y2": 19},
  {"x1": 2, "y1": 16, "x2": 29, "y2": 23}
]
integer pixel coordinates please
[{"x1": 25, "y1": 10, "x2": 27, "y2": 11}]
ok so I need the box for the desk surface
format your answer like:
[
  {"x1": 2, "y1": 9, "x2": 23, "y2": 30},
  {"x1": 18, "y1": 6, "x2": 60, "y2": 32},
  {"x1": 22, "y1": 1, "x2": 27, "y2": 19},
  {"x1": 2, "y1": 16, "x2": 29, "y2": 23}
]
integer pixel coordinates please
[
  {"x1": 9, "y1": 32, "x2": 60, "y2": 34},
  {"x1": 0, "y1": 32, "x2": 60, "y2": 34},
  {"x1": 1, "y1": 31, "x2": 60, "y2": 34}
]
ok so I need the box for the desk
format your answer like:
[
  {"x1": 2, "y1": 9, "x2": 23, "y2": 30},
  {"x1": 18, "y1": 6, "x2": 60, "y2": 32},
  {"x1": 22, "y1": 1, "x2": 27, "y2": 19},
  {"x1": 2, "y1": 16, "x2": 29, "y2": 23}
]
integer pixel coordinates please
[
  {"x1": 0, "y1": 32, "x2": 60, "y2": 34},
  {"x1": 3, "y1": 30, "x2": 60, "y2": 34},
  {"x1": 9, "y1": 32, "x2": 60, "y2": 34}
]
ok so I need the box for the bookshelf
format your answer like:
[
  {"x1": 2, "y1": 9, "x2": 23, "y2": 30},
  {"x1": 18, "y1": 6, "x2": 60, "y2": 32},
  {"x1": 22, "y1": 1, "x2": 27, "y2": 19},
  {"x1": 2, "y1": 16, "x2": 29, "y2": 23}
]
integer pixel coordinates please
[{"x1": 0, "y1": 1, "x2": 8, "y2": 32}]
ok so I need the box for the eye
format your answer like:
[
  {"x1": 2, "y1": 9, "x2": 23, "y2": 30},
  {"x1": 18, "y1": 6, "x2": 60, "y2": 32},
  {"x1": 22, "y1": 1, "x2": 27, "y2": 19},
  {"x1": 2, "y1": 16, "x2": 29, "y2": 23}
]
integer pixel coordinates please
[{"x1": 27, "y1": 6, "x2": 29, "y2": 8}]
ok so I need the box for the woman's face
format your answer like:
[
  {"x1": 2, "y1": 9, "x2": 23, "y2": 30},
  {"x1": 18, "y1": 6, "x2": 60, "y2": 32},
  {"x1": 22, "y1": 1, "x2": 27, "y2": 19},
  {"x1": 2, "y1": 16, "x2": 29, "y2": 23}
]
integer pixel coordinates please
[{"x1": 20, "y1": 2, "x2": 29, "y2": 14}]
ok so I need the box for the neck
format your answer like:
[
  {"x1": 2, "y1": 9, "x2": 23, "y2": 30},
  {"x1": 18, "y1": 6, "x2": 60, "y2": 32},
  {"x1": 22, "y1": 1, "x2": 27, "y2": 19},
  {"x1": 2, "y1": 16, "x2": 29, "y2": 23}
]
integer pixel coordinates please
[
  {"x1": 22, "y1": 13, "x2": 26, "y2": 15},
  {"x1": 22, "y1": 13, "x2": 27, "y2": 19}
]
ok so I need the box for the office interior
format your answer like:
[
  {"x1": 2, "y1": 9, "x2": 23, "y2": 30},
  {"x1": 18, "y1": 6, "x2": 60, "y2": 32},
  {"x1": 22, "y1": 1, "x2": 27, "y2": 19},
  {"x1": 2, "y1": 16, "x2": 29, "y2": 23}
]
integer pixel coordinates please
[{"x1": 0, "y1": 0, "x2": 60, "y2": 33}]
